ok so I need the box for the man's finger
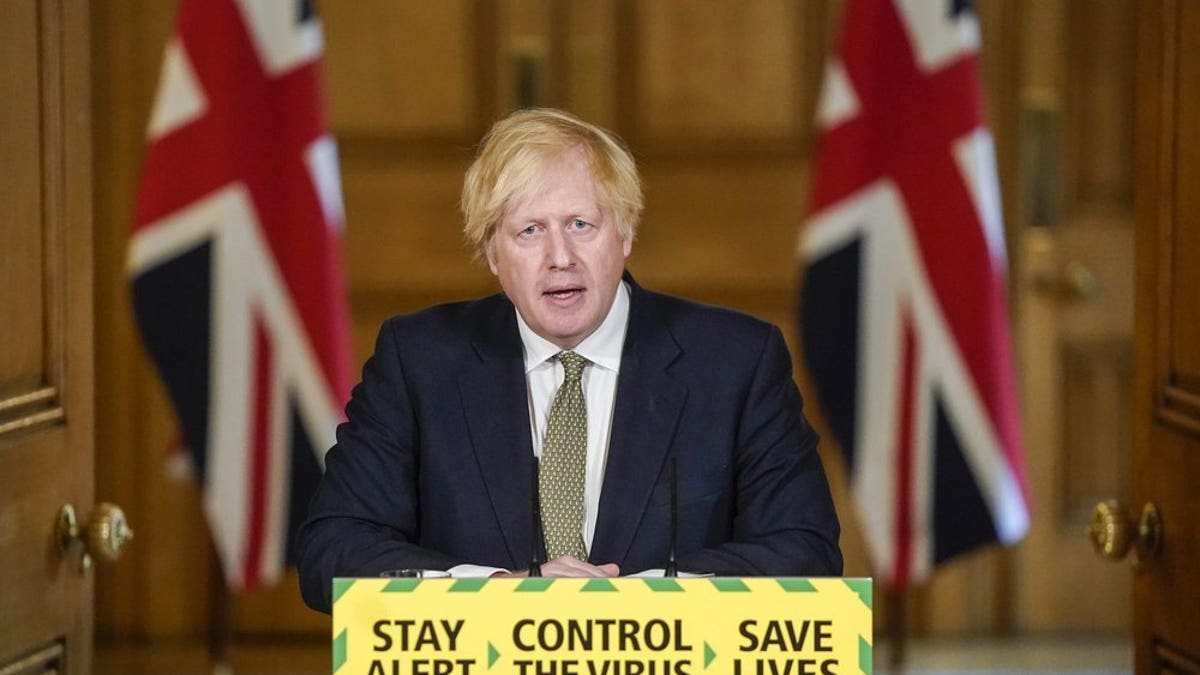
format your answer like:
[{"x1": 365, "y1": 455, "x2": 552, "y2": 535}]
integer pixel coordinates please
[{"x1": 541, "y1": 556, "x2": 619, "y2": 577}]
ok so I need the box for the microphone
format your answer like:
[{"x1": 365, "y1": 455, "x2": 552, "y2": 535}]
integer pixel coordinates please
[
  {"x1": 664, "y1": 455, "x2": 678, "y2": 578},
  {"x1": 529, "y1": 455, "x2": 542, "y2": 577}
]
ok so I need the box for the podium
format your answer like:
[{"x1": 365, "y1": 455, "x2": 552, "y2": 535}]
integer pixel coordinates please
[{"x1": 331, "y1": 577, "x2": 873, "y2": 674}]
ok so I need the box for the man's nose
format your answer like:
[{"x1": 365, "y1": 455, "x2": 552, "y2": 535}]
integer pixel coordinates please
[{"x1": 546, "y1": 227, "x2": 575, "y2": 269}]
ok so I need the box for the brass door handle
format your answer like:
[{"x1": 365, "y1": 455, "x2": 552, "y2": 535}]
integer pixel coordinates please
[
  {"x1": 1030, "y1": 260, "x2": 1098, "y2": 302},
  {"x1": 1088, "y1": 499, "x2": 1160, "y2": 568},
  {"x1": 56, "y1": 502, "x2": 134, "y2": 573}
]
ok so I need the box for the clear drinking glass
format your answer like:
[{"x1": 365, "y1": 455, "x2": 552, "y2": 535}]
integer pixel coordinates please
[{"x1": 379, "y1": 569, "x2": 451, "y2": 578}]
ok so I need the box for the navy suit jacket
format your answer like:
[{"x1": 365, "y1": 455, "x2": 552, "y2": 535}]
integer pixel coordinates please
[{"x1": 297, "y1": 275, "x2": 841, "y2": 612}]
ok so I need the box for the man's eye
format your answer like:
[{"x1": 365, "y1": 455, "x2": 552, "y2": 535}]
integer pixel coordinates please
[
  {"x1": 569, "y1": 219, "x2": 591, "y2": 231},
  {"x1": 519, "y1": 225, "x2": 538, "y2": 237}
]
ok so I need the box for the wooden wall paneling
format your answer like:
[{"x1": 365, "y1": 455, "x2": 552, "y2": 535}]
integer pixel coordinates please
[
  {"x1": 1054, "y1": 221, "x2": 1136, "y2": 342},
  {"x1": 495, "y1": 0, "x2": 553, "y2": 111},
  {"x1": 1013, "y1": 0, "x2": 1136, "y2": 634},
  {"x1": 915, "y1": 555, "x2": 1003, "y2": 635},
  {"x1": 1053, "y1": 0, "x2": 1136, "y2": 631},
  {"x1": 979, "y1": 0, "x2": 1026, "y2": 635},
  {"x1": 87, "y1": 0, "x2": 151, "y2": 631},
  {"x1": 1014, "y1": 230, "x2": 1136, "y2": 635},
  {"x1": 628, "y1": 159, "x2": 807, "y2": 294},
  {"x1": 1017, "y1": 221, "x2": 1134, "y2": 634},
  {"x1": 625, "y1": 1, "x2": 808, "y2": 154},
  {"x1": 1056, "y1": 338, "x2": 1133, "y2": 630},
  {"x1": 977, "y1": 0, "x2": 1025, "y2": 280},
  {"x1": 339, "y1": 155, "x2": 496, "y2": 367},
  {"x1": 806, "y1": 0, "x2": 842, "y2": 160},
  {"x1": 564, "y1": 0, "x2": 617, "y2": 128},
  {"x1": 612, "y1": 0, "x2": 636, "y2": 137},
  {"x1": 916, "y1": 524, "x2": 1004, "y2": 634},
  {"x1": 231, "y1": 571, "x2": 325, "y2": 635},
  {"x1": 1064, "y1": 0, "x2": 1136, "y2": 209},
  {"x1": 135, "y1": 371, "x2": 217, "y2": 639},
  {"x1": 1061, "y1": 341, "x2": 1131, "y2": 524},
  {"x1": 548, "y1": 0, "x2": 569, "y2": 111},
  {"x1": 1014, "y1": 224, "x2": 1065, "y2": 632},
  {"x1": 341, "y1": 159, "x2": 491, "y2": 297},
  {"x1": 92, "y1": 0, "x2": 141, "y2": 639},
  {"x1": 91, "y1": 0, "x2": 220, "y2": 642},
  {"x1": 1012, "y1": 0, "x2": 1070, "y2": 635},
  {"x1": 1017, "y1": 0, "x2": 1063, "y2": 105},
  {"x1": 331, "y1": 1, "x2": 496, "y2": 160},
  {"x1": 1013, "y1": 0, "x2": 1067, "y2": 625},
  {"x1": 327, "y1": 0, "x2": 501, "y2": 383},
  {"x1": 323, "y1": 2, "x2": 474, "y2": 139}
]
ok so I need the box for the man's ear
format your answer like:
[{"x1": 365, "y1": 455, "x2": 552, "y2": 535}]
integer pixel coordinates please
[{"x1": 485, "y1": 239, "x2": 499, "y2": 275}]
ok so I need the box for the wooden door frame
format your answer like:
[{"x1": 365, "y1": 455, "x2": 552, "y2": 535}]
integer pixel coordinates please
[{"x1": 1134, "y1": 0, "x2": 1200, "y2": 671}]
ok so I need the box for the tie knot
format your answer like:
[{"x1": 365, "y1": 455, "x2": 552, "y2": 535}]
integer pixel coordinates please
[{"x1": 556, "y1": 351, "x2": 589, "y2": 382}]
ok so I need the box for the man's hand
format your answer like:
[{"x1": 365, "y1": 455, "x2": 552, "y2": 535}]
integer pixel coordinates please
[{"x1": 491, "y1": 556, "x2": 620, "y2": 578}]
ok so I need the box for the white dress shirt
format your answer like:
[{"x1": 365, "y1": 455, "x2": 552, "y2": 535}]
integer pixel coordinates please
[{"x1": 450, "y1": 282, "x2": 630, "y2": 576}]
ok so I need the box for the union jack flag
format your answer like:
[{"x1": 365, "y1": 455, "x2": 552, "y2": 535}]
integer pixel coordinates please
[
  {"x1": 128, "y1": 0, "x2": 352, "y2": 591},
  {"x1": 799, "y1": 0, "x2": 1030, "y2": 589}
]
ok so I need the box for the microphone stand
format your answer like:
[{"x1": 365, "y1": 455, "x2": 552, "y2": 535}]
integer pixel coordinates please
[
  {"x1": 530, "y1": 456, "x2": 542, "y2": 577},
  {"x1": 665, "y1": 455, "x2": 678, "y2": 577}
]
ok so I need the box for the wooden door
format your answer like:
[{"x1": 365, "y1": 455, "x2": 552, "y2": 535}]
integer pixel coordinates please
[
  {"x1": 0, "y1": 2, "x2": 98, "y2": 673},
  {"x1": 1012, "y1": 0, "x2": 1137, "y2": 633},
  {"x1": 1131, "y1": 1, "x2": 1200, "y2": 671}
]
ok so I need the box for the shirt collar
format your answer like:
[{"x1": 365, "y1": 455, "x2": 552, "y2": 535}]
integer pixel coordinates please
[{"x1": 517, "y1": 281, "x2": 630, "y2": 374}]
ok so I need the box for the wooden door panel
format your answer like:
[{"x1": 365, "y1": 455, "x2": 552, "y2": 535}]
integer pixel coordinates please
[
  {"x1": 1135, "y1": 0, "x2": 1200, "y2": 671},
  {"x1": 323, "y1": 1, "x2": 476, "y2": 138},
  {"x1": 1168, "y1": 2, "x2": 1200, "y2": 389},
  {"x1": 0, "y1": 2, "x2": 47, "y2": 395},
  {"x1": 0, "y1": 1, "x2": 94, "y2": 673},
  {"x1": 631, "y1": 2, "x2": 808, "y2": 145}
]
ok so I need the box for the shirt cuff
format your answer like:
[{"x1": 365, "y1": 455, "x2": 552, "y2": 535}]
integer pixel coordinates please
[{"x1": 449, "y1": 563, "x2": 509, "y2": 578}]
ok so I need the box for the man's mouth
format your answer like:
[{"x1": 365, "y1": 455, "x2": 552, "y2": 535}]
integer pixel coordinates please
[{"x1": 544, "y1": 287, "x2": 584, "y2": 300}]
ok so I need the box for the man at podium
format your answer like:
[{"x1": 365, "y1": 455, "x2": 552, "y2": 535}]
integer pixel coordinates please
[{"x1": 297, "y1": 108, "x2": 842, "y2": 613}]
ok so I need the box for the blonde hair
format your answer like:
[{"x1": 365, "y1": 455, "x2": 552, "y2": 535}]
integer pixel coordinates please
[{"x1": 461, "y1": 108, "x2": 643, "y2": 259}]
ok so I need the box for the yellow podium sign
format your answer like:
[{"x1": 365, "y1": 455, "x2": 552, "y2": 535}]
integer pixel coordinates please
[{"x1": 332, "y1": 577, "x2": 872, "y2": 675}]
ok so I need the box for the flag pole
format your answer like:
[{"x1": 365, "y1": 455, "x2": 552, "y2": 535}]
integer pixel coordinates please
[
  {"x1": 887, "y1": 585, "x2": 908, "y2": 671},
  {"x1": 209, "y1": 548, "x2": 234, "y2": 675}
]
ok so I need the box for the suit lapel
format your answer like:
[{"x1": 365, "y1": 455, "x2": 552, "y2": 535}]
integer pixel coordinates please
[
  {"x1": 458, "y1": 297, "x2": 536, "y2": 568},
  {"x1": 591, "y1": 278, "x2": 687, "y2": 565}
]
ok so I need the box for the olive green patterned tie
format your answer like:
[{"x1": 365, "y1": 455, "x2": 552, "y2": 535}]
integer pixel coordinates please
[{"x1": 540, "y1": 350, "x2": 590, "y2": 560}]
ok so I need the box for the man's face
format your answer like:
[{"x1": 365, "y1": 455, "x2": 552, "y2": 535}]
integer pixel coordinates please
[{"x1": 487, "y1": 147, "x2": 632, "y2": 350}]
